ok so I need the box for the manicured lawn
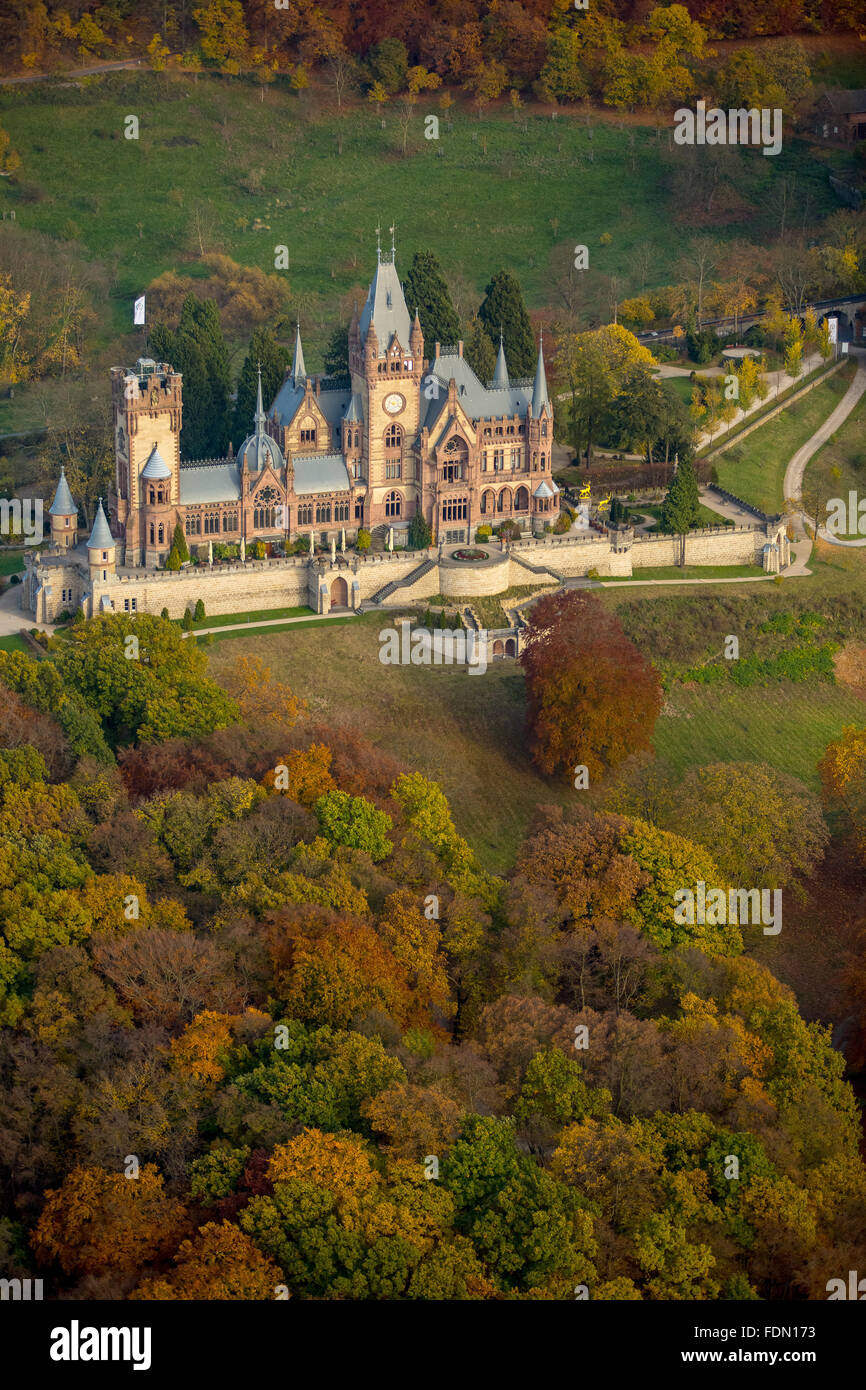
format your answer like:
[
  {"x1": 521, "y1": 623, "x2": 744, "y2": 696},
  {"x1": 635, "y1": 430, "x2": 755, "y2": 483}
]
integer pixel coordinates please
[
  {"x1": 660, "y1": 375, "x2": 695, "y2": 404},
  {"x1": 179, "y1": 604, "x2": 314, "y2": 630},
  {"x1": 630, "y1": 502, "x2": 732, "y2": 531},
  {"x1": 0, "y1": 634, "x2": 28, "y2": 652},
  {"x1": 0, "y1": 551, "x2": 26, "y2": 575},
  {"x1": 602, "y1": 563, "x2": 766, "y2": 583},
  {"x1": 713, "y1": 361, "x2": 856, "y2": 514},
  {"x1": 199, "y1": 613, "x2": 358, "y2": 642},
  {"x1": 801, "y1": 388, "x2": 866, "y2": 538}
]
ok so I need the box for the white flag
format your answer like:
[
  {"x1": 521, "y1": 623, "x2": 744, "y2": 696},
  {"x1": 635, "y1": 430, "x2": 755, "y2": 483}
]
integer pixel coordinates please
[
  {"x1": 827, "y1": 316, "x2": 837, "y2": 344},
  {"x1": 134, "y1": 295, "x2": 145, "y2": 326}
]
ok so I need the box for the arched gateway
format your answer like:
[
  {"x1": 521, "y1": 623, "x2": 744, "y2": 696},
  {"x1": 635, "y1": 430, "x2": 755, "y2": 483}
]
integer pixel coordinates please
[{"x1": 330, "y1": 575, "x2": 349, "y2": 607}]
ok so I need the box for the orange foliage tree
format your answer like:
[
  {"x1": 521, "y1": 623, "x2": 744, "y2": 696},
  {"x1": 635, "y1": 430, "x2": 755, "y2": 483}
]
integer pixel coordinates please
[
  {"x1": 520, "y1": 591, "x2": 662, "y2": 782},
  {"x1": 32, "y1": 1164, "x2": 188, "y2": 1276}
]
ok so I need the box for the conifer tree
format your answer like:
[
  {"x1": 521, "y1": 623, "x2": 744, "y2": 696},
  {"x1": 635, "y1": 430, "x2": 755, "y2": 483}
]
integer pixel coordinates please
[
  {"x1": 172, "y1": 523, "x2": 190, "y2": 564},
  {"x1": 478, "y1": 271, "x2": 535, "y2": 377},
  {"x1": 661, "y1": 456, "x2": 701, "y2": 541},
  {"x1": 463, "y1": 316, "x2": 497, "y2": 383},
  {"x1": 231, "y1": 328, "x2": 291, "y2": 445},
  {"x1": 403, "y1": 251, "x2": 460, "y2": 349}
]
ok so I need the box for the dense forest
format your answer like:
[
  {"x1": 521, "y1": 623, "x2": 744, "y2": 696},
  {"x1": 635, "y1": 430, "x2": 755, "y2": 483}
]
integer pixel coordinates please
[{"x1": 0, "y1": 606, "x2": 864, "y2": 1300}]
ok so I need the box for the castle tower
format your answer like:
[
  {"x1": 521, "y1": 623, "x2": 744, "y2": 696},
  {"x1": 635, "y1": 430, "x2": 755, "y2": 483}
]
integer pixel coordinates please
[
  {"x1": 351, "y1": 239, "x2": 425, "y2": 529},
  {"x1": 87, "y1": 499, "x2": 116, "y2": 586},
  {"x1": 111, "y1": 358, "x2": 182, "y2": 566},
  {"x1": 48, "y1": 466, "x2": 78, "y2": 549}
]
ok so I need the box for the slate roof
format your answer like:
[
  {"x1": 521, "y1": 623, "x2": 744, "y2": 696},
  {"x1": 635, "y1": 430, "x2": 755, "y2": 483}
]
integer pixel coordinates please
[
  {"x1": 179, "y1": 462, "x2": 242, "y2": 504},
  {"x1": 533, "y1": 480, "x2": 558, "y2": 499},
  {"x1": 359, "y1": 255, "x2": 412, "y2": 351},
  {"x1": 87, "y1": 500, "x2": 114, "y2": 548},
  {"x1": 422, "y1": 352, "x2": 534, "y2": 432},
  {"x1": 270, "y1": 380, "x2": 356, "y2": 435},
  {"x1": 49, "y1": 468, "x2": 76, "y2": 516},
  {"x1": 140, "y1": 444, "x2": 172, "y2": 480},
  {"x1": 531, "y1": 340, "x2": 550, "y2": 417},
  {"x1": 492, "y1": 340, "x2": 509, "y2": 389},
  {"x1": 293, "y1": 454, "x2": 351, "y2": 495}
]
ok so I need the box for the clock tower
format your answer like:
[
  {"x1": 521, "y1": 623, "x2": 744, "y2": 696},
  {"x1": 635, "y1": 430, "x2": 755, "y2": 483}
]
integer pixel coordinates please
[{"x1": 349, "y1": 239, "x2": 425, "y2": 529}]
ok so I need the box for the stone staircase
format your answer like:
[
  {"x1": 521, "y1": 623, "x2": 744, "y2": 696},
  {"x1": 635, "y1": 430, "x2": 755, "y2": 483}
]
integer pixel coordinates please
[{"x1": 368, "y1": 556, "x2": 437, "y2": 605}]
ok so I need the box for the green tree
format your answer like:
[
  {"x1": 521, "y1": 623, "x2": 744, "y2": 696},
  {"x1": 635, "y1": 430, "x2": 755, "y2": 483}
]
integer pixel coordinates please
[
  {"x1": 231, "y1": 327, "x2": 291, "y2": 445},
  {"x1": 315, "y1": 790, "x2": 393, "y2": 862},
  {"x1": 478, "y1": 271, "x2": 536, "y2": 378},
  {"x1": 151, "y1": 295, "x2": 231, "y2": 460},
  {"x1": 366, "y1": 38, "x2": 408, "y2": 95},
  {"x1": 462, "y1": 316, "x2": 497, "y2": 383},
  {"x1": 407, "y1": 512, "x2": 432, "y2": 549},
  {"x1": 323, "y1": 322, "x2": 349, "y2": 376},
  {"x1": 661, "y1": 455, "x2": 700, "y2": 544},
  {"x1": 172, "y1": 523, "x2": 190, "y2": 564},
  {"x1": 402, "y1": 251, "x2": 460, "y2": 351}
]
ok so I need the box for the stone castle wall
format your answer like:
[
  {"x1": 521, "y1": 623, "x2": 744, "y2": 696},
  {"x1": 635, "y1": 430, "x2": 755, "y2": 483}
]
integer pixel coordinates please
[{"x1": 24, "y1": 521, "x2": 778, "y2": 626}]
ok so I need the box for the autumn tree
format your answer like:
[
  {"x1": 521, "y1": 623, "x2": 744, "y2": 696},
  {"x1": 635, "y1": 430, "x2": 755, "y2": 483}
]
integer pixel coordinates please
[
  {"x1": 32, "y1": 1164, "x2": 188, "y2": 1276},
  {"x1": 820, "y1": 725, "x2": 866, "y2": 862},
  {"x1": 520, "y1": 591, "x2": 663, "y2": 783},
  {"x1": 132, "y1": 1220, "x2": 281, "y2": 1300}
]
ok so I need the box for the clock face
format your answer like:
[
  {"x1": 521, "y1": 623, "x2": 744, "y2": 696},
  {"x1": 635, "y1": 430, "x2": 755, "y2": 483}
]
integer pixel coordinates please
[{"x1": 383, "y1": 392, "x2": 404, "y2": 416}]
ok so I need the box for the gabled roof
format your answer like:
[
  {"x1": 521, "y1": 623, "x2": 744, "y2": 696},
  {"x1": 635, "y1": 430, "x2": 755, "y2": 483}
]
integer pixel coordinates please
[
  {"x1": 87, "y1": 500, "x2": 114, "y2": 548},
  {"x1": 359, "y1": 255, "x2": 412, "y2": 352},
  {"x1": 49, "y1": 467, "x2": 76, "y2": 517},
  {"x1": 141, "y1": 444, "x2": 172, "y2": 480},
  {"x1": 421, "y1": 351, "x2": 534, "y2": 432},
  {"x1": 179, "y1": 462, "x2": 241, "y2": 504},
  {"x1": 293, "y1": 453, "x2": 351, "y2": 495},
  {"x1": 818, "y1": 89, "x2": 866, "y2": 114}
]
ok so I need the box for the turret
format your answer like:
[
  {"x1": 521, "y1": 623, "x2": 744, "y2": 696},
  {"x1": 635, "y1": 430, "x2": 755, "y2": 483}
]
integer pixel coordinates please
[
  {"x1": 530, "y1": 332, "x2": 550, "y2": 418},
  {"x1": 410, "y1": 307, "x2": 424, "y2": 361},
  {"x1": 49, "y1": 466, "x2": 78, "y2": 549},
  {"x1": 87, "y1": 498, "x2": 116, "y2": 581}
]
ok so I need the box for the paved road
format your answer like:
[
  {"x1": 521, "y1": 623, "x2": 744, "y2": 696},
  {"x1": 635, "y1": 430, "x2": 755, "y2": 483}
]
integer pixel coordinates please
[{"x1": 784, "y1": 348, "x2": 866, "y2": 545}]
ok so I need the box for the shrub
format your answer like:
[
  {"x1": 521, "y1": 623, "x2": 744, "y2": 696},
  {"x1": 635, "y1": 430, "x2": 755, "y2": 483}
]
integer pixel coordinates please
[
  {"x1": 194, "y1": 599, "x2": 205, "y2": 621},
  {"x1": 181, "y1": 609, "x2": 194, "y2": 632},
  {"x1": 160, "y1": 607, "x2": 169, "y2": 621},
  {"x1": 356, "y1": 529, "x2": 372, "y2": 552}
]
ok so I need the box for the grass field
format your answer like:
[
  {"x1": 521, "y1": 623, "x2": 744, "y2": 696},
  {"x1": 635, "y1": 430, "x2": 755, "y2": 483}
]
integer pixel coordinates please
[
  {"x1": 653, "y1": 680, "x2": 863, "y2": 790},
  {"x1": 0, "y1": 551, "x2": 26, "y2": 575},
  {"x1": 0, "y1": 70, "x2": 853, "y2": 435},
  {"x1": 801, "y1": 388, "x2": 866, "y2": 538},
  {"x1": 713, "y1": 361, "x2": 856, "y2": 513},
  {"x1": 629, "y1": 502, "x2": 731, "y2": 531},
  {"x1": 0, "y1": 634, "x2": 28, "y2": 652},
  {"x1": 602, "y1": 563, "x2": 766, "y2": 583},
  {"x1": 179, "y1": 604, "x2": 314, "y2": 630}
]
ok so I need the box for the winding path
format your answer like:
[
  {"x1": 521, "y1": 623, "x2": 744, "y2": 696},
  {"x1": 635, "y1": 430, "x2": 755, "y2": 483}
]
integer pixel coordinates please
[{"x1": 784, "y1": 347, "x2": 866, "y2": 547}]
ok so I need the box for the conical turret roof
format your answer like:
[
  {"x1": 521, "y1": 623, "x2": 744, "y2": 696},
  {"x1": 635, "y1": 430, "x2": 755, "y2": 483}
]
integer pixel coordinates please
[
  {"x1": 49, "y1": 466, "x2": 77, "y2": 516},
  {"x1": 87, "y1": 499, "x2": 114, "y2": 549}
]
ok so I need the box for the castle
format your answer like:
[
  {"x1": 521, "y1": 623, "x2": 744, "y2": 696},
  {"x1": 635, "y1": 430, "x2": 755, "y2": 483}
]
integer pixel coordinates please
[{"x1": 21, "y1": 246, "x2": 790, "y2": 626}]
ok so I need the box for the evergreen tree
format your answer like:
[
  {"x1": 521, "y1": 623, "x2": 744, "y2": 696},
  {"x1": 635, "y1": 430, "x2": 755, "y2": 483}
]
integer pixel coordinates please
[
  {"x1": 172, "y1": 522, "x2": 189, "y2": 563},
  {"x1": 153, "y1": 294, "x2": 231, "y2": 461},
  {"x1": 463, "y1": 316, "x2": 497, "y2": 383},
  {"x1": 194, "y1": 599, "x2": 205, "y2": 621},
  {"x1": 231, "y1": 328, "x2": 291, "y2": 445},
  {"x1": 323, "y1": 322, "x2": 350, "y2": 377},
  {"x1": 403, "y1": 251, "x2": 460, "y2": 351},
  {"x1": 661, "y1": 456, "x2": 701, "y2": 540},
  {"x1": 478, "y1": 271, "x2": 536, "y2": 378},
  {"x1": 408, "y1": 512, "x2": 433, "y2": 549}
]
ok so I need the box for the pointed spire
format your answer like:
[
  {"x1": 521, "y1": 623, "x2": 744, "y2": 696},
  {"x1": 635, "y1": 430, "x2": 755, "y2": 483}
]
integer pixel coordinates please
[
  {"x1": 254, "y1": 361, "x2": 265, "y2": 430},
  {"x1": 291, "y1": 324, "x2": 306, "y2": 386},
  {"x1": 49, "y1": 465, "x2": 76, "y2": 517},
  {"x1": 531, "y1": 331, "x2": 549, "y2": 417},
  {"x1": 492, "y1": 328, "x2": 509, "y2": 389},
  {"x1": 87, "y1": 498, "x2": 114, "y2": 550}
]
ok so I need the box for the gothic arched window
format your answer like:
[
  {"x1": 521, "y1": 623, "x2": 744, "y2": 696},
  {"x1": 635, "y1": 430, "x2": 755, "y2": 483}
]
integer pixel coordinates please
[{"x1": 385, "y1": 491, "x2": 402, "y2": 518}]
